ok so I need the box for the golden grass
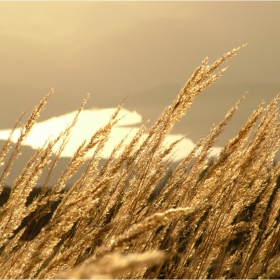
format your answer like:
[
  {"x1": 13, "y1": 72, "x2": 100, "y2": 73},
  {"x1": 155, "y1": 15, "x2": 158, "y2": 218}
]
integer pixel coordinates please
[{"x1": 0, "y1": 44, "x2": 280, "y2": 278}]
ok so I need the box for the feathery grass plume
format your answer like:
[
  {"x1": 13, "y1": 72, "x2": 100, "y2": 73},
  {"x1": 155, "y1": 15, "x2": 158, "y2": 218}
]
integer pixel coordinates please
[
  {"x1": 144, "y1": 95, "x2": 247, "y2": 278},
  {"x1": 175, "y1": 97, "x2": 280, "y2": 278},
  {"x1": 0, "y1": 90, "x2": 54, "y2": 188},
  {"x1": 3, "y1": 44, "x2": 280, "y2": 278},
  {"x1": 60, "y1": 250, "x2": 166, "y2": 279},
  {"x1": 15, "y1": 94, "x2": 91, "y2": 245},
  {"x1": 106, "y1": 45, "x2": 246, "y2": 236},
  {"x1": 0, "y1": 109, "x2": 27, "y2": 190},
  {"x1": 0, "y1": 90, "x2": 54, "y2": 248},
  {"x1": 92, "y1": 205, "x2": 208, "y2": 260},
  {"x1": 0, "y1": 100, "x2": 131, "y2": 278}
]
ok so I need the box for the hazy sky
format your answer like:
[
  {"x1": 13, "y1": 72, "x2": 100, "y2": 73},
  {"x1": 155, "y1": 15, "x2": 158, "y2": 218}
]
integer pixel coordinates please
[{"x1": 1, "y1": 2, "x2": 280, "y2": 151}]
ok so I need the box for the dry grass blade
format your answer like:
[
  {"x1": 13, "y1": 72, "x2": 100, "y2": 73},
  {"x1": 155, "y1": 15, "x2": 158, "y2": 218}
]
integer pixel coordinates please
[
  {"x1": 0, "y1": 89, "x2": 54, "y2": 190},
  {"x1": 2, "y1": 45, "x2": 280, "y2": 279},
  {"x1": 60, "y1": 250, "x2": 166, "y2": 279}
]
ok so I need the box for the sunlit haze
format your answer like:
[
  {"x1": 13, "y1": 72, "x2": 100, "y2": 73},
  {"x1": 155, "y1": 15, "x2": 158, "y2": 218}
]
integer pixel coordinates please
[
  {"x1": 1, "y1": 2, "x2": 280, "y2": 161},
  {"x1": 0, "y1": 109, "x2": 222, "y2": 161}
]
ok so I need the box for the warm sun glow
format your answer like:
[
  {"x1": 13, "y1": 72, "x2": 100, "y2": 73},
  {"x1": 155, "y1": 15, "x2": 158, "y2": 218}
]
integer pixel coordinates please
[{"x1": 0, "y1": 108, "x2": 222, "y2": 161}]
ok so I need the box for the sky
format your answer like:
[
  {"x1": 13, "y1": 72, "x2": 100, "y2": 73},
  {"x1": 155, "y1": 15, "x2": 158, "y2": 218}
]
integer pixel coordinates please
[{"x1": 0, "y1": 1, "x2": 280, "y2": 170}]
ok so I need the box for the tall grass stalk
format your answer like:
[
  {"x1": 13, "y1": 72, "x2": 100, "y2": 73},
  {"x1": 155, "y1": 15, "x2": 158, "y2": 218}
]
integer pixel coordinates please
[{"x1": 0, "y1": 45, "x2": 280, "y2": 278}]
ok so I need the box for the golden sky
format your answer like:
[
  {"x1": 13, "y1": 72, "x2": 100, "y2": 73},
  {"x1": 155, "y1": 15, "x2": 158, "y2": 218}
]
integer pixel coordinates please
[{"x1": 0, "y1": 1, "x2": 280, "y2": 145}]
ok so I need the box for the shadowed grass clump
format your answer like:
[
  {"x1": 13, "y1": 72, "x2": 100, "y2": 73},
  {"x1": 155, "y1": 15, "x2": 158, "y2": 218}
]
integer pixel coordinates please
[{"x1": 0, "y1": 45, "x2": 280, "y2": 279}]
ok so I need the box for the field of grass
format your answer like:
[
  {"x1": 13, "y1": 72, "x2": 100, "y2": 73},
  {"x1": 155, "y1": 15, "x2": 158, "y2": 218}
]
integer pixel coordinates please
[{"x1": 0, "y1": 45, "x2": 280, "y2": 278}]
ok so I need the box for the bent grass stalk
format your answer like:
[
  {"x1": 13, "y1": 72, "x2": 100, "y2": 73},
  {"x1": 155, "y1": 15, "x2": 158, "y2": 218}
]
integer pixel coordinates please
[{"x1": 0, "y1": 45, "x2": 280, "y2": 278}]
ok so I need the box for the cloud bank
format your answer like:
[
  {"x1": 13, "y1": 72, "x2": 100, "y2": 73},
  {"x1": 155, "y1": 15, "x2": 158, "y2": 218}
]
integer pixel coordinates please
[{"x1": 0, "y1": 108, "x2": 222, "y2": 162}]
